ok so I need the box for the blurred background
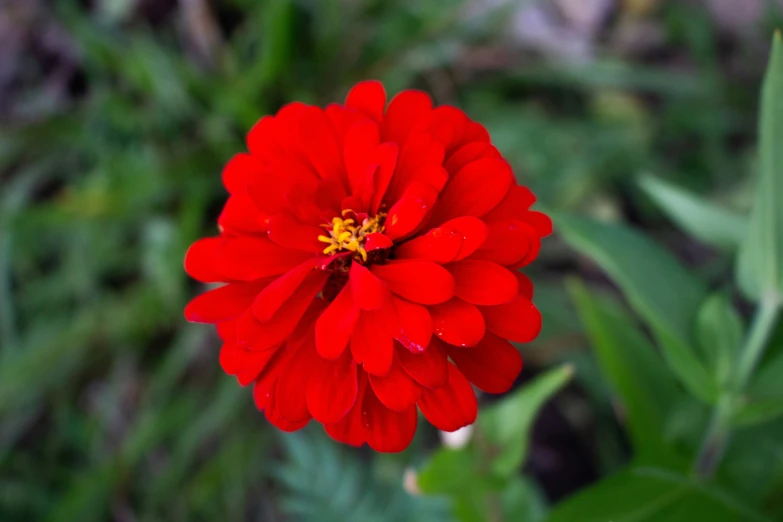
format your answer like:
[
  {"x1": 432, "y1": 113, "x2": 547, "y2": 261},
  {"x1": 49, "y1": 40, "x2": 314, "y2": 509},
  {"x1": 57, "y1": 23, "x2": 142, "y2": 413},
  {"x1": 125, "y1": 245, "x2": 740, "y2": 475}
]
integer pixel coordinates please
[{"x1": 2, "y1": 0, "x2": 783, "y2": 520}]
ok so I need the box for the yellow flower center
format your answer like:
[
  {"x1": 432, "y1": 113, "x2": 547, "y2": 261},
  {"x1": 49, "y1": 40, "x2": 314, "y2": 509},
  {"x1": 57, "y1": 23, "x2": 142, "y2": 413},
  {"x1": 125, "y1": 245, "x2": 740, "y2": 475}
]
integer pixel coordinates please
[{"x1": 318, "y1": 210, "x2": 386, "y2": 262}]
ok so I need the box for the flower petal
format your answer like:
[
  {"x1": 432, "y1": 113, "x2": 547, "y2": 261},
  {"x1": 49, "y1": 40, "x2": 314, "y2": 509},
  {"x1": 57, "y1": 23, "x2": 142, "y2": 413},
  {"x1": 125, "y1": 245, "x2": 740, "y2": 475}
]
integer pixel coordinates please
[
  {"x1": 389, "y1": 297, "x2": 432, "y2": 353},
  {"x1": 394, "y1": 227, "x2": 463, "y2": 263},
  {"x1": 382, "y1": 90, "x2": 433, "y2": 145},
  {"x1": 441, "y1": 216, "x2": 489, "y2": 261},
  {"x1": 369, "y1": 358, "x2": 421, "y2": 411},
  {"x1": 236, "y1": 272, "x2": 328, "y2": 351},
  {"x1": 274, "y1": 342, "x2": 320, "y2": 423},
  {"x1": 417, "y1": 363, "x2": 477, "y2": 432},
  {"x1": 447, "y1": 332, "x2": 522, "y2": 394},
  {"x1": 362, "y1": 387, "x2": 418, "y2": 453},
  {"x1": 252, "y1": 260, "x2": 317, "y2": 322},
  {"x1": 444, "y1": 142, "x2": 499, "y2": 176},
  {"x1": 324, "y1": 373, "x2": 369, "y2": 447},
  {"x1": 427, "y1": 158, "x2": 513, "y2": 225},
  {"x1": 267, "y1": 212, "x2": 324, "y2": 252},
  {"x1": 316, "y1": 285, "x2": 361, "y2": 359},
  {"x1": 350, "y1": 263, "x2": 391, "y2": 311},
  {"x1": 184, "y1": 238, "x2": 225, "y2": 283},
  {"x1": 296, "y1": 106, "x2": 344, "y2": 181},
  {"x1": 372, "y1": 261, "x2": 454, "y2": 305},
  {"x1": 483, "y1": 185, "x2": 536, "y2": 223},
  {"x1": 447, "y1": 260, "x2": 518, "y2": 306},
  {"x1": 479, "y1": 295, "x2": 542, "y2": 343},
  {"x1": 220, "y1": 236, "x2": 313, "y2": 281},
  {"x1": 350, "y1": 310, "x2": 394, "y2": 376},
  {"x1": 223, "y1": 153, "x2": 265, "y2": 194},
  {"x1": 218, "y1": 192, "x2": 269, "y2": 235},
  {"x1": 430, "y1": 297, "x2": 485, "y2": 347},
  {"x1": 306, "y1": 353, "x2": 359, "y2": 423},
  {"x1": 345, "y1": 80, "x2": 387, "y2": 122},
  {"x1": 397, "y1": 338, "x2": 448, "y2": 389},
  {"x1": 471, "y1": 220, "x2": 540, "y2": 267},
  {"x1": 186, "y1": 280, "x2": 270, "y2": 324}
]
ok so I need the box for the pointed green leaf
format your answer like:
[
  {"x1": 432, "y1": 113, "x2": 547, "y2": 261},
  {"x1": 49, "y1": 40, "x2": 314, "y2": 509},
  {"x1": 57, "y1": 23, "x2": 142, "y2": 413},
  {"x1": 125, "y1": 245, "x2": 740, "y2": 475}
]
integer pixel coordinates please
[
  {"x1": 737, "y1": 32, "x2": 783, "y2": 301},
  {"x1": 732, "y1": 397, "x2": 783, "y2": 427},
  {"x1": 547, "y1": 466, "x2": 773, "y2": 522},
  {"x1": 479, "y1": 365, "x2": 573, "y2": 477},
  {"x1": 553, "y1": 213, "x2": 716, "y2": 402},
  {"x1": 639, "y1": 175, "x2": 746, "y2": 250},
  {"x1": 568, "y1": 279, "x2": 682, "y2": 460},
  {"x1": 696, "y1": 293, "x2": 744, "y2": 389}
]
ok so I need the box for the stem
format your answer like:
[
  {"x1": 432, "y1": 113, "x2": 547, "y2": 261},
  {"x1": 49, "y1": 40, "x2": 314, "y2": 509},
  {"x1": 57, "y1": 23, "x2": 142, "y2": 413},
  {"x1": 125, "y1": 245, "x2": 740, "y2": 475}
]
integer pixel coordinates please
[
  {"x1": 734, "y1": 292, "x2": 782, "y2": 391},
  {"x1": 693, "y1": 292, "x2": 781, "y2": 478},
  {"x1": 693, "y1": 395, "x2": 733, "y2": 479}
]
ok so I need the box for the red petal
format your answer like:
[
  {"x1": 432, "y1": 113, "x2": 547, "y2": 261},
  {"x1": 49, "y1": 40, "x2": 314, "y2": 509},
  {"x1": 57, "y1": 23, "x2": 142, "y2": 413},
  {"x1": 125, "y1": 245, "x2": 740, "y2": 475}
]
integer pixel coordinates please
[
  {"x1": 316, "y1": 285, "x2": 361, "y2": 359},
  {"x1": 426, "y1": 106, "x2": 468, "y2": 153},
  {"x1": 397, "y1": 338, "x2": 448, "y2": 388},
  {"x1": 483, "y1": 185, "x2": 536, "y2": 223},
  {"x1": 369, "y1": 358, "x2": 421, "y2": 411},
  {"x1": 370, "y1": 143, "x2": 399, "y2": 214},
  {"x1": 362, "y1": 388, "x2": 418, "y2": 452},
  {"x1": 372, "y1": 261, "x2": 454, "y2": 305},
  {"x1": 324, "y1": 373, "x2": 369, "y2": 447},
  {"x1": 479, "y1": 295, "x2": 542, "y2": 343},
  {"x1": 427, "y1": 158, "x2": 513, "y2": 225},
  {"x1": 252, "y1": 261, "x2": 316, "y2": 322},
  {"x1": 275, "y1": 342, "x2": 320, "y2": 422},
  {"x1": 184, "y1": 237, "x2": 224, "y2": 282},
  {"x1": 218, "y1": 192, "x2": 269, "y2": 235},
  {"x1": 296, "y1": 106, "x2": 344, "y2": 180},
  {"x1": 382, "y1": 90, "x2": 433, "y2": 145},
  {"x1": 350, "y1": 263, "x2": 390, "y2": 310},
  {"x1": 524, "y1": 210, "x2": 553, "y2": 237},
  {"x1": 344, "y1": 120, "x2": 380, "y2": 204},
  {"x1": 447, "y1": 260, "x2": 518, "y2": 306},
  {"x1": 447, "y1": 332, "x2": 522, "y2": 394},
  {"x1": 417, "y1": 363, "x2": 477, "y2": 431},
  {"x1": 185, "y1": 280, "x2": 269, "y2": 324},
  {"x1": 383, "y1": 185, "x2": 438, "y2": 240},
  {"x1": 219, "y1": 236, "x2": 312, "y2": 281},
  {"x1": 345, "y1": 80, "x2": 387, "y2": 122},
  {"x1": 516, "y1": 272, "x2": 534, "y2": 300},
  {"x1": 220, "y1": 342, "x2": 278, "y2": 386},
  {"x1": 266, "y1": 391, "x2": 311, "y2": 432},
  {"x1": 394, "y1": 227, "x2": 463, "y2": 263},
  {"x1": 386, "y1": 134, "x2": 444, "y2": 204},
  {"x1": 247, "y1": 114, "x2": 283, "y2": 158},
  {"x1": 444, "y1": 142, "x2": 499, "y2": 176},
  {"x1": 364, "y1": 232, "x2": 393, "y2": 252},
  {"x1": 350, "y1": 310, "x2": 394, "y2": 376},
  {"x1": 268, "y1": 213, "x2": 324, "y2": 252},
  {"x1": 236, "y1": 272, "x2": 328, "y2": 351},
  {"x1": 306, "y1": 353, "x2": 359, "y2": 423},
  {"x1": 441, "y1": 216, "x2": 489, "y2": 261},
  {"x1": 430, "y1": 297, "x2": 485, "y2": 347},
  {"x1": 389, "y1": 297, "x2": 432, "y2": 353},
  {"x1": 222, "y1": 153, "x2": 264, "y2": 194},
  {"x1": 471, "y1": 220, "x2": 540, "y2": 266}
]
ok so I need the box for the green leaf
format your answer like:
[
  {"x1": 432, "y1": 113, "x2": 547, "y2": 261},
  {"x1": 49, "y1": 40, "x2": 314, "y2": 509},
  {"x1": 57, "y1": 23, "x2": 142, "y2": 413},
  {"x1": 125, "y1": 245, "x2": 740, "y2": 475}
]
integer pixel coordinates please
[
  {"x1": 737, "y1": 32, "x2": 783, "y2": 301},
  {"x1": 696, "y1": 293, "x2": 744, "y2": 389},
  {"x1": 732, "y1": 397, "x2": 783, "y2": 427},
  {"x1": 547, "y1": 466, "x2": 773, "y2": 522},
  {"x1": 553, "y1": 213, "x2": 715, "y2": 402},
  {"x1": 749, "y1": 349, "x2": 783, "y2": 398},
  {"x1": 479, "y1": 365, "x2": 573, "y2": 477},
  {"x1": 417, "y1": 447, "x2": 479, "y2": 495},
  {"x1": 639, "y1": 175, "x2": 746, "y2": 249},
  {"x1": 568, "y1": 279, "x2": 682, "y2": 461}
]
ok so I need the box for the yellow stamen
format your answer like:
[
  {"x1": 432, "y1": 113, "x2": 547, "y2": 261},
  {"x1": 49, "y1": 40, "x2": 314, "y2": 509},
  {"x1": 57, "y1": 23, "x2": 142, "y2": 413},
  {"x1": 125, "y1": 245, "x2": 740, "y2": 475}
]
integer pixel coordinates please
[{"x1": 318, "y1": 212, "x2": 387, "y2": 261}]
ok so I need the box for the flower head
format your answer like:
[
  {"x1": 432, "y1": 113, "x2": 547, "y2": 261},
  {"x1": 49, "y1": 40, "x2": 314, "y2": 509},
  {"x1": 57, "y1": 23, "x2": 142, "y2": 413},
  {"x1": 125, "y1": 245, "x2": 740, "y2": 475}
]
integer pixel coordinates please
[{"x1": 184, "y1": 81, "x2": 550, "y2": 452}]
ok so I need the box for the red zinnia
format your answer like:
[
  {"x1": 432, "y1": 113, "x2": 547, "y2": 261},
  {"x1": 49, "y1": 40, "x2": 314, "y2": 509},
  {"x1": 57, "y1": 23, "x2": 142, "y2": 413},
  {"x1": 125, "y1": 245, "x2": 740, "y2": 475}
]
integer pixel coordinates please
[{"x1": 184, "y1": 81, "x2": 550, "y2": 452}]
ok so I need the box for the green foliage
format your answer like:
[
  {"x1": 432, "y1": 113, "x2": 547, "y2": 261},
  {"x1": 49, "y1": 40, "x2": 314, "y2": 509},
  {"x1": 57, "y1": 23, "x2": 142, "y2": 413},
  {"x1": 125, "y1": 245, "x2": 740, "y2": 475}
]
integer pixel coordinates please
[
  {"x1": 568, "y1": 279, "x2": 683, "y2": 462},
  {"x1": 639, "y1": 175, "x2": 746, "y2": 250},
  {"x1": 553, "y1": 213, "x2": 716, "y2": 403},
  {"x1": 275, "y1": 429, "x2": 451, "y2": 522},
  {"x1": 4, "y1": 1, "x2": 783, "y2": 521},
  {"x1": 548, "y1": 466, "x2": 772, "y2": 522},
  {"x1": 738, "y1": 32, "x2": 783, "y2": 302}
]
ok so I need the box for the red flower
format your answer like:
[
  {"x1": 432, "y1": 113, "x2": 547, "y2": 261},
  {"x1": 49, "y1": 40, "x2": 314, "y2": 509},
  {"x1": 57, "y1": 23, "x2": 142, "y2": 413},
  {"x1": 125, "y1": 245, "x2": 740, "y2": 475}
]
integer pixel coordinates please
[{"x1": 184, "y1": 81, "x2": 550, "y2": 452}]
